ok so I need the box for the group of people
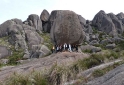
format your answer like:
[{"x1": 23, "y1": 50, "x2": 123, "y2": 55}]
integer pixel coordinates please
[{"x1": 51, "y1": 43, "x2": 78, "y2": 53}]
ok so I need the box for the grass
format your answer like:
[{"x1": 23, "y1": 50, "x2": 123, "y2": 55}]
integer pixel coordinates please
[
  {"x1": 1, "y1": 49, "x2": 124, "y2": 85},
  {"x1": 39, "y1": 32, "x2": 54, "y2": 51},
  {"x1": 7, "y1": 47, "x2": 24, "y2": 65},
  {"x1": 0, "y1": 36, "x2": 11, "y2": 47},
  {"x1": 82, "y1": 49, "x2": 92, "y2": 53},
  {"x1": 92, "y1": 60, "x2": 124, "y2": 78}
]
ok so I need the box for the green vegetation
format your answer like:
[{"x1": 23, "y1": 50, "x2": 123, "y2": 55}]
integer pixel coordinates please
[
  {"x1": 1, "y1": 50, "x2": 124, "y2": 85},
  {"x1": 0, "y1": 36, "x2": 11, "y2": 47},
  {"x1": 8, "y1": 50, "x2": 24, "y2": 65},
  {"x1": 4, "y1": 72, "x2": 48, "y2": 85},
  {"x1": 39, "y1": 32, "x2": 54, "y2": 50},
  {"x1": 92, "y1": 60, "x2": 124, "y2": 78},
  {"x1": 92, "y1": 27, "x2": 98, "y2": 34},
  {"x1": 116, "y1": 41, "x2": 124, "y2": 50},
  {"x1": 7, "y1": 47, "x2": 24, "y2": 65},
  {"x1": 82, "y1": 49, "x2": 92, "y2": 53},
  {"x1": 99, "y1": 32, "x2": 106, "y2": 41}
]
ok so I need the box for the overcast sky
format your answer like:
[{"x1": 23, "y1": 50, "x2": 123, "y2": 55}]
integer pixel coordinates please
[{"x1": 0, "y1": 0, "x2": 123, "y2": 24}]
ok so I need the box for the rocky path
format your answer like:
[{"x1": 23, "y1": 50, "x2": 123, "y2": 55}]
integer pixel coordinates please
[
  {"x1": 64, "y1": 59, "x2": 122, "y2": 85},
  {"x1": 0, "y1": 52, "x2": 88, "y2": 82}
]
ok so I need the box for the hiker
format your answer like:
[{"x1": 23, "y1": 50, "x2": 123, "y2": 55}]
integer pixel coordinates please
[
  {"x1": 75, "y1": 44, "x2": 78, "y2": 52},
  {"x1": 68, "y1": 44, "x2": 72, "y2": 52},
  {"x1": 64, "y1": 43, "x2": 67, "y2": 51},
  {"x1": 56, "y1": 45, "x2": 59, "y2": 53},
  {"x1": 59, "y1": 45, "x2": 63, "y2": 52},
  {"x1": 65, "y1": 43, "x2": 68, "y2": 51},
  {"x1": 51, "y1": 46, "x2": 55, "y2": 53}
]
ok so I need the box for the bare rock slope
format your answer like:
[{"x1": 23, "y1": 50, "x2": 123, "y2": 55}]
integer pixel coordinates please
[{"x1": 0, "y1": 52, "x2": 88, "y2": 82}]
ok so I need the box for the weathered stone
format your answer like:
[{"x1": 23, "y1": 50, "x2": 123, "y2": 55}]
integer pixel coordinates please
[
  {"x1": 85, "y1": 25, "x2": 93, "y2": 34},
  {"x1": 0, "y1": 59, "x2": 9, "y2": 64},
  {"x1": 40, "y1": 9, "x2": 50, "y2": 22},
  {"x1": 78, "y1": 15, "x2": 86, "y2": 26},
  {"x1": 80, "y1": 45, "x2": 101, "y2": 53},
  {"x1": 39, "y1": 45, "x2": 51, "y2": 57},
  {"x1": 50, "y1": 10, "x2": 85, "y2": 45},
  {"x1": 27, "y1": 14, "x2": 42, "y2": 33},
  {"x1": 100, "y1": 38, "x2": 113, "y2": 44},
  {"x1": 30, "y1": 45, "x2": 50, "y2": 58},
  {"x1": 92, "y1": 10, "x2": 117, "y2": 36},
  {"x1": 25, "y1": 30, "x2": 43, "y2": 49},
  {"x1": 8, "y1": 24, "x2": 28, "y2": 50},
  {"x1": 0, "y1": 46, "x2": 11, "y2": 58},
  {"x1": 108, "y1": 13, "x2": 124, "y2": 34},
  {"x1": 0, "y1": 19, "x2": 23, "y2": 37},
  {"x1": 106, "y1": 43, "x2": 116, "y2": 49},
  {"x1": 86, "y1": 64, "x2": 124, "y2": 85},
  {"x1": 89, "y1": 40, "x2": 99, "y2": 45},
  {"x1": 116, "y1": 12, "x2": 124, "y2": 20}
]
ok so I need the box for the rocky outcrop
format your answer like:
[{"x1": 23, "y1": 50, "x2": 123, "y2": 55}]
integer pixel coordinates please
[
  {"x1": 0, "y1": 19, "x2": 22, "y2": 37},
  {"x1": 25, "y1": 29, "x2": 43, "y2": 49},
  {"x1": 80, "y1": 45, "x2": 101, "y2": 53},
  {"x1": 78, "y1": 15, "x2": 86, "y2": 28},
  {"x1": 50, "y1": 10, "x2": 85, "y2": 45},
  {"x1": 47, "y1": 10, "x2": 58, "y2": 33},
  {"x1": 92, "y1": 10, "x2": 117, "y2": 36},
  {"x1": 40, "y1": 9, "x2": 50, "y2": 32},
  {"x1": 116, "y1": 12, "x2": 124, "y2": 20},
  {"x1": 0, "y1": 46, "x2": 11, "y2": 58},
  {"x1": 108, "y1": 13, "x2": 124, "y2": 34},
  {"x1": 27, "y1": 14, "x2": 42, "y2": 33},
  {"x1": 86, "y1": 64, "x2": 124, "y2": 85},
  {"x1": 0, "y1": 52, "x2": 88, "y2": 81},
  {"x1": 30, "y1": 45, "x2": 50, "y2": 58},
  {"x1": 0, "y1": 18, "x2": 45, "y2": 58},
  {"x1": 106, "y1": 43, "x2": 116, "y2": 49}
]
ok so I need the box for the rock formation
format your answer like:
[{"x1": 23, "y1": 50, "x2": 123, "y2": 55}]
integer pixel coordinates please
[
  {"x1": 92, "y1": 10, "x2": 117, "y2": 36},
  {"x1": 40, "y1": 9, "x2": 50, "y2": 32},
  {"x1": 27, "y1": 14, "x2": 43, "y2": 33},
  {"x1": 50, "y1": 10, "x2": 85, "y2": 45},
  {"x1": 86, "y1": 64, "x2": 124, "y2": 85}
]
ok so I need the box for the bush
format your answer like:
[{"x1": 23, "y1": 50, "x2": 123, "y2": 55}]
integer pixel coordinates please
[
  {"x1": 73, "y1": 54, "x2": 104, "y2": 70},
  {"x1": 82, "y1": 49, "x2": 92, "y2": 53},
  {"x1": 4, "y1": 72, "x2": 48, "y2": 85},
  {"x1": 39, "y1": 33, "x2": 54, "y2": 50},
  {"x1": 105, "y1": 51, "x2": 120, "y2": 60},
  {"x1": 8, "y1": 48, "x2": 24, "y2": 65}
]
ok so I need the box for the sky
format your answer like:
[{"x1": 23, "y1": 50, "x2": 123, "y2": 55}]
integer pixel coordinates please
[{"x1": 0, "y1": 0, "x2": 124, "y2": 24}]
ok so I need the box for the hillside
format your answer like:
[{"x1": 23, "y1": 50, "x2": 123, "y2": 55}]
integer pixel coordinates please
[{"x1": 0, "y1": 9, "x2": 124, "y2": 85}]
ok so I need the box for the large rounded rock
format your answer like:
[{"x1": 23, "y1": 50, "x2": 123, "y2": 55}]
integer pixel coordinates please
[
  {"x1": 92, "y1": 10, "x2": 117, "y2": 36},
  {"x1": 50, "y1": 10, "x2": 85, "y2": 45},
  {"x1": 27, "y1": 14, "x2": 42, "y2": 33}
]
